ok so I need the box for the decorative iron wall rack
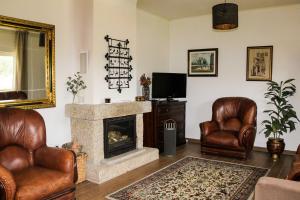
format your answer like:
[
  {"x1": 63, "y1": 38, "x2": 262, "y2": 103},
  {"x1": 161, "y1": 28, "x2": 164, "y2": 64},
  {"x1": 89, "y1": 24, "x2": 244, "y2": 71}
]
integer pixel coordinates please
[{"x1": 104, "y1": 35, "x2": 133, "y2": 93}]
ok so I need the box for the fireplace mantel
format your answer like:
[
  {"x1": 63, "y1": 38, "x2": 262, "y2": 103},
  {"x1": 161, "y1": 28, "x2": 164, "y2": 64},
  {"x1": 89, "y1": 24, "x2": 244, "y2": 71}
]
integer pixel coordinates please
[
  {"x1": 65, "y1": 101, "x2": 151, "y2": 120},
  {"x1": 65, "y1": 101, "x2": 158, "y2": 184}
]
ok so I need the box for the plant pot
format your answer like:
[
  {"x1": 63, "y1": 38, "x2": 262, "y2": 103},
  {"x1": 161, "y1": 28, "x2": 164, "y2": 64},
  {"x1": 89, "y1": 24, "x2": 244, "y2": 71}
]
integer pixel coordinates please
[{"x1": 266, "y1": 138, "x2": 285, "y2": 160}]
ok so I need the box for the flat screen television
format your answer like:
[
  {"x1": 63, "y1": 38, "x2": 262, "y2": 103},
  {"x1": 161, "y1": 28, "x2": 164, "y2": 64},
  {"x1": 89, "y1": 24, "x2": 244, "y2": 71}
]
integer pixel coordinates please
[{"x1": 152, "y1": 72, "x2": 187, "y2": 100}]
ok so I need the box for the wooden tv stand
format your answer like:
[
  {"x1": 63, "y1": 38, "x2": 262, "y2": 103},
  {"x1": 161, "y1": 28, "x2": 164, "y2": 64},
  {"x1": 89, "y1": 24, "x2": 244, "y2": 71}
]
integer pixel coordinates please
[{"x1": 143, "y1": 100, "x2": 186, "y2": 152}]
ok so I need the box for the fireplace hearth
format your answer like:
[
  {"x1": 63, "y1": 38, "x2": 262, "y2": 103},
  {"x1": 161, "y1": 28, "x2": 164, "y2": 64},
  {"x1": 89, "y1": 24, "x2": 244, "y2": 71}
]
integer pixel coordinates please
[{"x1": 104, "y1": 115, "x2": 136, "y2": 158}]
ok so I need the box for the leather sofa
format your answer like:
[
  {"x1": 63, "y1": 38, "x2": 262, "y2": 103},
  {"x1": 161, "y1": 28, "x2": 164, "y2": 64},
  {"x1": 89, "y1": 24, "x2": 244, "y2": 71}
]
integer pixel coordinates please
[
  {"x1": 200, "y1": 97, "x2": 257, "y2": 159},
  {"x1": 0, "y1": 108, "x2": 77, "y2": 200},
  {"x1": 255, "y1": 145, "x2": 300, "y2": 200}
]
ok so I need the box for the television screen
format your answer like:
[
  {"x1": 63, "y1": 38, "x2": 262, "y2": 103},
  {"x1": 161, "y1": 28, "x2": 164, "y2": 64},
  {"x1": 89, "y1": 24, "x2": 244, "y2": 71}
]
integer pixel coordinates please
[{"x1": 152, "y1": 73, "x2": 187, "y2": 99}]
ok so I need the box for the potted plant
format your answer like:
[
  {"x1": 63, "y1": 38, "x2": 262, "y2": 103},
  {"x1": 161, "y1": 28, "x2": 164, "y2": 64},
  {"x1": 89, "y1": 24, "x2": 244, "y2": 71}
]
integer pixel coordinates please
[
  {"x1": 66, "y1": 72, "x2": 87, "y2": 103},
  {"x1": 261, "y1": 78, "x2": 299, "y2": 160}
]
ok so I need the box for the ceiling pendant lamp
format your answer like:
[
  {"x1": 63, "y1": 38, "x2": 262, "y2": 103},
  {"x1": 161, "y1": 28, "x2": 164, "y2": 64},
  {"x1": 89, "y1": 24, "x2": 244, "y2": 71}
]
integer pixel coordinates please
[{"x1": 213, "y1": 1, "x2": 238, "y2": 30}]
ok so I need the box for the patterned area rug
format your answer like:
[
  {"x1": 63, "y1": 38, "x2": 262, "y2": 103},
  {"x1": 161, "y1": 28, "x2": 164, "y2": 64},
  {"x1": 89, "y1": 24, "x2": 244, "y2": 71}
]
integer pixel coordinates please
[{"x1": 106, "y1": 156, "x2": 268, "y2": 200}]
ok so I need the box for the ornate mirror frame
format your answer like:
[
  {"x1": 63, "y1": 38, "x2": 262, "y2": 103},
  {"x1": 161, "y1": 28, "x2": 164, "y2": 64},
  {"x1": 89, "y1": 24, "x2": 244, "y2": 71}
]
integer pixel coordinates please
[{"x1": 0, "y1": 15, "x2": 55, "y2": 109}]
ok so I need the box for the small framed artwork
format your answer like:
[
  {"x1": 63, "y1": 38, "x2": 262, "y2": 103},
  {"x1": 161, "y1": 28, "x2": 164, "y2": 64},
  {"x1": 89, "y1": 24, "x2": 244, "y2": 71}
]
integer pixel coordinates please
[
  {"x1": 187, "y1": 48, "x2": 218, "y2": 77},
  {"x1": 246, "y1": 46, "x2": 273, "y2": 81}
]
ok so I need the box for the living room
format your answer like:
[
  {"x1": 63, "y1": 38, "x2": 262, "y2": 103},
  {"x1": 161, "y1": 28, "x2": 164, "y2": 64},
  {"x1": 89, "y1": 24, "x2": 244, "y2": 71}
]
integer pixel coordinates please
[{"x1": 0, "y1": 0, "x2": 300, "y2": 199}]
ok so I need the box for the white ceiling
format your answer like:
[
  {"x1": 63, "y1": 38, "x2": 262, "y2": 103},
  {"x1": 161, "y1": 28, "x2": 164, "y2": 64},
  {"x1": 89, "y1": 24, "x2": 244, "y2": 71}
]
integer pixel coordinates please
[{"x1": 137, "y1": 0, "x2": 300, "y2": 20}]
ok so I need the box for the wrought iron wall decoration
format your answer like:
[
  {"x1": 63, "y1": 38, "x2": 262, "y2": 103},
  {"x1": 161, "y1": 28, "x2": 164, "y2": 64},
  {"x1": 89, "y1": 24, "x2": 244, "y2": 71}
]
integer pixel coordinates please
[{"x1": 104, "y1": 35, "x2": 133, "y2": 93}]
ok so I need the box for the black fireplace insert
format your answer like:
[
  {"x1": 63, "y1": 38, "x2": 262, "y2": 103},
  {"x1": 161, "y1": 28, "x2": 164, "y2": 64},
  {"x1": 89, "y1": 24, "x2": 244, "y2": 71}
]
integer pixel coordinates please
[{"x1": 103, "y1": 115, "x2": 136, "y2": 158}]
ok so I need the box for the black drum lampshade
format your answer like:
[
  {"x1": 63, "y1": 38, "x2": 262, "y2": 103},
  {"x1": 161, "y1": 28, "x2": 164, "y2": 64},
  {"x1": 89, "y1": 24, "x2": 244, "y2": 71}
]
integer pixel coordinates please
[{"x1": 213, "y1": 3, "x2": 238, "y2": 30}]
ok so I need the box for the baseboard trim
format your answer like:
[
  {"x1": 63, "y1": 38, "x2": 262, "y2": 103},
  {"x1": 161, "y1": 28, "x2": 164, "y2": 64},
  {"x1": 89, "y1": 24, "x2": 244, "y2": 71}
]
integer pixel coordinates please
[
  {"x1": 186, "y1": 138, "x2": 200, "y2": 144},
  {"x1": 253, "y1": 146, "x2": 295, "y2": 156},
  {"x1": 186, "y1": 138, "x2": 296, "y2": 155}
]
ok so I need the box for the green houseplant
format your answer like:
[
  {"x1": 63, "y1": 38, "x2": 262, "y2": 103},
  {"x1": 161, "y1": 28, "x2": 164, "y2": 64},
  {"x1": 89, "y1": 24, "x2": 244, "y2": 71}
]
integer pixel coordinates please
[
  {"x1": 261, "y1": 78, "x2": 299, "y2": 160},
  {"x1": 66, "y1": 72, "x2": 87, "y2": 103}
]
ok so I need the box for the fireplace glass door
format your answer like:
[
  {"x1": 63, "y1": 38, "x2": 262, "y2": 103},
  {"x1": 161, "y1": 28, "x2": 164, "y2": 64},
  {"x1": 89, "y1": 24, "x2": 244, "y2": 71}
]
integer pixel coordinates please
[{"x1": 104, "y1": 115, "x2": 136, "y2": 158}]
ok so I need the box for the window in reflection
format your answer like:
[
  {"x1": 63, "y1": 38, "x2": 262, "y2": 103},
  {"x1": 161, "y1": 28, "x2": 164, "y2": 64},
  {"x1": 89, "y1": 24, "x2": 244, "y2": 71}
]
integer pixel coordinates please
[{"x1": 0, "y1": 54, "x2": 16, "y2": 91}]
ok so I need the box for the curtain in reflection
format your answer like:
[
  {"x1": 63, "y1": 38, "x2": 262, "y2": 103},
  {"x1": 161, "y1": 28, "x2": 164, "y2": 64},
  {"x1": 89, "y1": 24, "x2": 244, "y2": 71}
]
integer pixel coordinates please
[{"x1": 15, "y1": 31, "x2": 28, "y2": 92}]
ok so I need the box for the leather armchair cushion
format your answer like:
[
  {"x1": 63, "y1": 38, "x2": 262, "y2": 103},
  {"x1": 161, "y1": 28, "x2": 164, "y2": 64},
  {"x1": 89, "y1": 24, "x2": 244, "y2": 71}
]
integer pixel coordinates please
[
  {"x1": 0, "y1": 146, "x2": 31, "y2": 172},
  {"x1": 205, "y1": 131, "x2": 243, "y2": 150},
  {"x1": 13, "y1": 167, "x2": 74, "y2": 200},
  {"x1": 221, "y1": 118, "x2": 242, "y2": 132}
]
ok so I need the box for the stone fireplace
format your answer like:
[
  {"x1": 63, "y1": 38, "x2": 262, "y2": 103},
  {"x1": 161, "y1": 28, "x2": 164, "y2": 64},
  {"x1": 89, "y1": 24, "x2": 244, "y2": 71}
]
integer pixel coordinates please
[{"x1": 65, "y1": 101, "x2": 159, "y2": 184}]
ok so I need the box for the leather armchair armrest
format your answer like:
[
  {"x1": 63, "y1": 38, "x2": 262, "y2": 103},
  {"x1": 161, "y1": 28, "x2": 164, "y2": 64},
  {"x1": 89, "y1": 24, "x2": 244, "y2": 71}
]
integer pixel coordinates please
[
  {"x1": 238, "y1": 124, "x2": 256, "y2": 149},
  {"x1": 296, "y1": 144, "x2": 300, "y2": 154},
  {"x1": 200, "y1": 121, "x2": 219, "y2": 137},
  {"x1": 255, "y1": 177, "x2": 300, "y2": 200},
  {"x1": 35, "y1": 147, "x2": 75, "y2": 174},
  {"x1": 0, "y1": 164, "x2": 16, "y2": 200},
  {"x1": 287, "y1": 168, "x2": 300, "y2": 181},
  {"x1": 287, "y1": 158, "x2": 300, "y2": 181}
]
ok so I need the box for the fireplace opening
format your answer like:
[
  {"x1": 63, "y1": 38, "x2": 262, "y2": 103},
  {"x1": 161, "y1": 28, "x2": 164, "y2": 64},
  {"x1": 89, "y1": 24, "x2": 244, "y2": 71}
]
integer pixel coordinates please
[{"x1": 104, "y1": 115, "x2": 136, "y2": 158}]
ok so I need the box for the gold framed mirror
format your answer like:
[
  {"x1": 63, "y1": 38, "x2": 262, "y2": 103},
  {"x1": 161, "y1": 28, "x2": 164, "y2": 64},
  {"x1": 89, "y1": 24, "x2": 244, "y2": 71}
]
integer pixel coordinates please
[{"x1": 0, "y1": 15, "x2": 55, "y2": 109}]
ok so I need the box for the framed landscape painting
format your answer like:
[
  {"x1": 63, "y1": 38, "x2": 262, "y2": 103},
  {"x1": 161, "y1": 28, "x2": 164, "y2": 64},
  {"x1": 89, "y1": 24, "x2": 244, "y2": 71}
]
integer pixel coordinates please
[
  {"x1": 188, "y1": 48, "x2": 218, "y2": 77},
  {"x1": 246, "y1": 46, "x2": 273, "y2": 81}
]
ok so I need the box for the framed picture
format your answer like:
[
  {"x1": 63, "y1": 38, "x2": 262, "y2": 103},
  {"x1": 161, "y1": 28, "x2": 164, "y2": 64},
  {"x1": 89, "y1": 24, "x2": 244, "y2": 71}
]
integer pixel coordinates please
[
  {"x1": 246, "y1": 46, "x2": 273, "y2": 81},
  {"x1": 187, "y1": 48, "x2": 218, "y2": 77}
]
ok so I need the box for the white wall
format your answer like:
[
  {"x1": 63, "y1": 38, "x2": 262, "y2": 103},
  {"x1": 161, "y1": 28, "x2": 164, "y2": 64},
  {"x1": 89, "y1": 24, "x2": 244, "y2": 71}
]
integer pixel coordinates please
[
  {"x1": 169, "y1": 5, "x2": 300, "y2": 151},
  {"x1": 136, "y1": 9, "x2": 170, "y2": 95},
  {"x1": 86, "y1": 0, "x2": 138, "y2": 104}
]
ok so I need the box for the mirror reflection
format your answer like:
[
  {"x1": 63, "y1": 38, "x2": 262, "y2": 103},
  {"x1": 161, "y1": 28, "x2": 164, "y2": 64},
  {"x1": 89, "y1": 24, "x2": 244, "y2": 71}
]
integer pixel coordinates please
[
  {"x1": 0, "y1": 15, "x2": 55, "y2": 109},
  {"x1": 0, "y1": 27, "x2": 46, "y2": 101}
]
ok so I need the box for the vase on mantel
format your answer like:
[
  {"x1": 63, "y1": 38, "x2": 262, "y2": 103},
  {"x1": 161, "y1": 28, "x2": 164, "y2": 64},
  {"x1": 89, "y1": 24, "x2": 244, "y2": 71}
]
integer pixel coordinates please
[{"x1": 142, "y1": 86, "x2": 150, "y2": 100}]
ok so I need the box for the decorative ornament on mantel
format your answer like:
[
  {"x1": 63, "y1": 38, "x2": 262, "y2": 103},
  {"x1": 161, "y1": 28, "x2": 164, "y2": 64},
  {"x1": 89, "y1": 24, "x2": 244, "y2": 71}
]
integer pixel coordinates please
[
  {"x1": 104, "y1": 35, "x2": 133, "y2": 93},
  {"x1": 212, "y1": 1, "x2": 238, "y2": 30}
]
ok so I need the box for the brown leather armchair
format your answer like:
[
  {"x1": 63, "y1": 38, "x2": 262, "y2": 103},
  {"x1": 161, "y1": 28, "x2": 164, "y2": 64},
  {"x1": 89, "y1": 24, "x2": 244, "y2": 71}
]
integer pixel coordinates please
[
  {"x1": 200, "y1": 97, "x2": 257, "y2": 159},
  {"x1": 0, "y1": 108, "x2": 77, "y2": 200}
]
